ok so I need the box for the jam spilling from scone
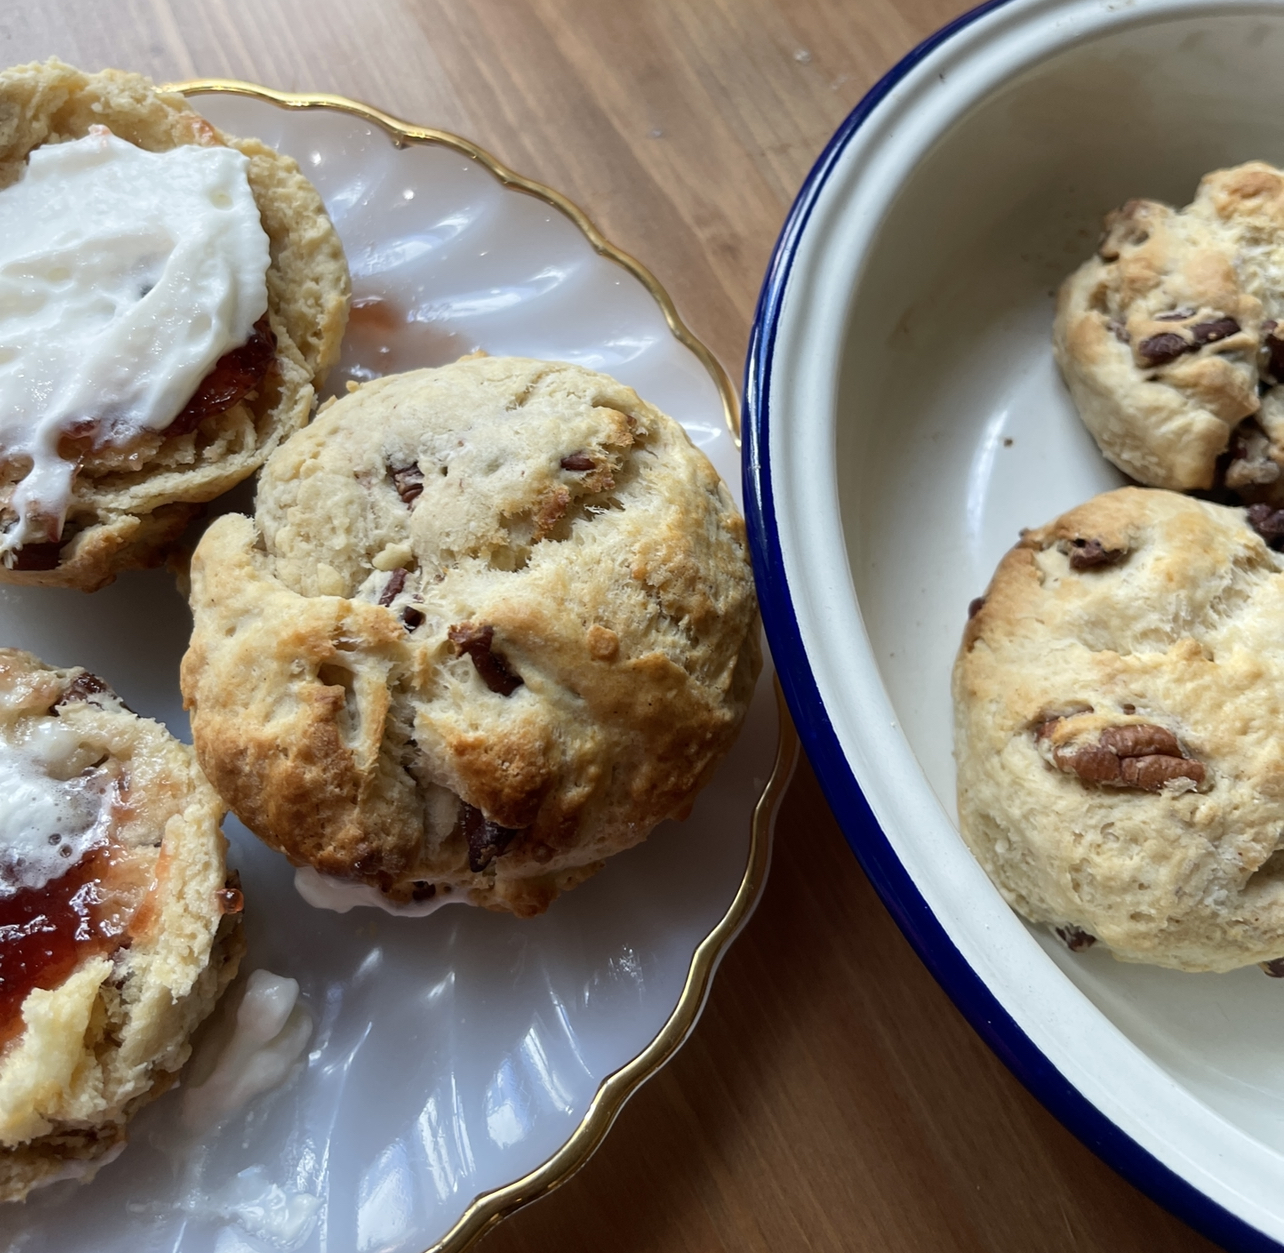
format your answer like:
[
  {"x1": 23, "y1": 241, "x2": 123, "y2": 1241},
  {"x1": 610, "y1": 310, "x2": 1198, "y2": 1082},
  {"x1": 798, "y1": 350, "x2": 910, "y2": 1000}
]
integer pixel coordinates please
[{"x1": 0, "y1": 731, "x2": 146, "y2": 1044}]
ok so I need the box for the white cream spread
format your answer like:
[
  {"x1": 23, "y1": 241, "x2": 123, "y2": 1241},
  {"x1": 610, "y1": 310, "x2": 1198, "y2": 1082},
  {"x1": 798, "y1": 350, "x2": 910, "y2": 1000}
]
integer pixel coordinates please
[
  {"x1": 0, "y1": 721, "x2": 111, "y2": 896},
  {"x1": 0, "y1": 126, "x2": 270, "y2": 555},
  {"x1": 293, "y1": 864, "x2": 472, "y2": 917},
  {"x1": 181, "y1": 970, "x2": 313, "y2": 1132}
]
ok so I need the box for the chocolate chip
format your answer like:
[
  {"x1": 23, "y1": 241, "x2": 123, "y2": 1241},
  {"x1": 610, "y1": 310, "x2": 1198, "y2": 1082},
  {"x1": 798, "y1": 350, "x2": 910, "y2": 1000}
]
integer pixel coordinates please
[
  {"x1": 448, "y1": 622, "x2": 523, "y2": 695},
  {"x1": 560, "y1": 452, "x2": 595, "y2": 471},
  {"x1": 1261, "y1": 958, "x2": 1284, "y2": 977},
  {"x1": 1046, "y1": 721, "x2": 1204, "y2": 791},
  {"x1": 1248, "y1": 503, "x2": 1284, "y2": 548},
  {"x1": 390, "y1": 463, "x2": 424, "y2": 505},
  {"x1": 1068, "y1": 537, "x2": 1126, "y2": 570},
  {"x1": 402, "y1": 606, "x2": 424, "y2": 632},
  {"x1": 1190, "y1": 316, "x2": 1241, "y2": 345},
  {"x1": 56, "y1": 671, "x2": 112, "y2": 710},
  {"x1": 1055, "y1": 924, "x2": 1097, "y2": 953},
  {"x1": 459, "y1": 802, "x2": 524, "y2": 872},
  {"x1": 967, "y1": 596, "x2": 985, "y2": 619},
  {"x1": 10, "y1": 541, "x2": 62, "y2": 571},
  {"x1": 378, "y1": 568, "x2": 407, "y2": 607},
  {"x1": 1138, "y1": 331, "x2": 1194, "y2": 366}
]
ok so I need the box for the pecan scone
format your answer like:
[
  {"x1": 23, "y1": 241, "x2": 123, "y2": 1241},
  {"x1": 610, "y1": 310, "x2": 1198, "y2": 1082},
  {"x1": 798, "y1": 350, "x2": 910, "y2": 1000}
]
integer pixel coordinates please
[
  {"x1": 1055, "y1": 162, "x2": 1284, "y2": 498},
  {"x1": 954, "y1": 487, "x2": 1284, "y2": 972},
  {"x1": 0, "y1": 650, "x2": 242, "y2": 1201},
  {"x1": 181, "y1": 357, "x2": 761, "y2": 918}
]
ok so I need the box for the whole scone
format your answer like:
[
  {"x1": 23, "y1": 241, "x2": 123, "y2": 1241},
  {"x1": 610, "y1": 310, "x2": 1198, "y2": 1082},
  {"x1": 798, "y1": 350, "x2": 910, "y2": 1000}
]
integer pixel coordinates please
[
  {"x1": 954, "y1": 487, "x2": 1284, "y2": 973},
  {"x1": 0, "y1": 59, "x2": 350, "y2": 590},
  {"x1": 0, "y1": 650, "x2": 243, "y2": 1201},
  {"x1": 181, "y1": 357, "x2": 761, "y2": 917},
  {"x1": 1055, "y1": 162, "x2": 1284, "y2": 498}
]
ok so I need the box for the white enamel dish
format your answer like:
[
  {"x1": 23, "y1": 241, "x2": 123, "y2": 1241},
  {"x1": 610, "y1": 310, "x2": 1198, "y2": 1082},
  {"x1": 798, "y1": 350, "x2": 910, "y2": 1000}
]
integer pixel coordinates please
[
  {"x1": 744, "y1": 1, "x2": 1284, "y2": 1248},
  {"x1": 0, "y1": 89, "x2": 783, "y2": 1253}
]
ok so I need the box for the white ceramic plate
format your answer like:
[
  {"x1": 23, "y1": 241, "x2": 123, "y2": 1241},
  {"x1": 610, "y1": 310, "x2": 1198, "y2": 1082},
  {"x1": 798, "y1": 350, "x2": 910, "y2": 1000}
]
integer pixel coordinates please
[
  {"x1": 746, "y1": 1, "x2": 1284, "y2": 1248},
  {"x1": 2, "y1": 88, "x2": 782, "y2": 1253}
]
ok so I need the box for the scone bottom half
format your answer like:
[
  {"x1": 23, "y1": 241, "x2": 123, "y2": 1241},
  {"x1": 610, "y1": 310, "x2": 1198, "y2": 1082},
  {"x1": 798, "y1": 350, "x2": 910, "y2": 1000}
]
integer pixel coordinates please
[
  {"x1": 955, "y1": 487, "x2": 1284, "y2": 974},
  {"x1": 0, "y1": 59, "x2": 351, "y2": 591},
  {"x1": 0, "y1": 649, "x2": 243, "y2": 1202},
  {"x1": 181, "y1": 356, "x2": 762, "y2": 919},
  {"x1": 1054, "y1": 161, "x2": 1284, "y2": 504}
]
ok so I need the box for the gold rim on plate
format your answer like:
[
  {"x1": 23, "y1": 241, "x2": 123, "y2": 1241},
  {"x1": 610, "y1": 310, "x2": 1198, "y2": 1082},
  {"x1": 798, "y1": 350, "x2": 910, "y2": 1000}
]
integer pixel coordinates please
[{"x1": 170, "y1": 79, "x2": 795, "y2": 1253}]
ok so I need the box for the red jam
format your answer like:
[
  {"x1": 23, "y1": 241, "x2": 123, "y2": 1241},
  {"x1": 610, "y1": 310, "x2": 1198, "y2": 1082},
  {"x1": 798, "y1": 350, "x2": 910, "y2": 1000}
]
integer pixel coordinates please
[{"x1": 0, "y1": 838, "x2": 144, "y2": 1045}]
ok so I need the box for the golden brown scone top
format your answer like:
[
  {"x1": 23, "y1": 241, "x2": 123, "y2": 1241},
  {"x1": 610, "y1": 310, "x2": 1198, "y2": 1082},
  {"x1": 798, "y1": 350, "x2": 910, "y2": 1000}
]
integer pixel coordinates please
[
  {"x1": 182, "y1": 356, "x2": 761, "y2": 917},
  {"x1": 0, "y1": 649, "x2": 241, "y2": 1201},
  {"x1": 1054, "y1": 162, "x2": 1284, "y2": 497},
  {"x1": 954, "y1": 487, "x2": 1284, "y2": 972},
  {"x1": 0, "y1": 59, "x2": 350, "y2": 591}
]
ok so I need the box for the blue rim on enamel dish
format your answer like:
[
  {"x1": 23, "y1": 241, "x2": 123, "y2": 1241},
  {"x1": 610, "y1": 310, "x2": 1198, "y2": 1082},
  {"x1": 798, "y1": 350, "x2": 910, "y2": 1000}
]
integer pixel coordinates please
[{"x1": 742, "y1": 1, "x2": 1284, "y2": 1249}]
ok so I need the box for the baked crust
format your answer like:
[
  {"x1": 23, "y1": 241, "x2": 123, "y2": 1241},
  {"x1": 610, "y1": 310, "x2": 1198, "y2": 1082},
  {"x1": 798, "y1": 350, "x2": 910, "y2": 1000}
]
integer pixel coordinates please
[
  {"x1": 181, "y1": 357, "x2": 761, "y2": 917},
  {"x1": 954, "y1": 487, "x2": 1284, "y2": 972},
  {"x1": 0, "y1": 650, "x2": 242, "y2": 1200},
  {"x1": 1054, "y1": 162, "x2": 1284, "y2": 496},
  {"x1": 0, "y1": 58, "x2": 351, "y2": 590}
]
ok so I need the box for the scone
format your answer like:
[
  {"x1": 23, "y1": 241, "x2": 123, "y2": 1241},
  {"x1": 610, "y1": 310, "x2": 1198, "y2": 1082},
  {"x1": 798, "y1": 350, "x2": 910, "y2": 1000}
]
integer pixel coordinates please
[
  {"x1": 0, "y1": 650, "x2": 242, "y2": 1200},
  {"x1": 0, "y1": 59, "x2": 350, "y2": 590},
  {"x1": 954, "y1": 487, "x2": 1284, "y2": 973},
  {"x1": 1055, "y1": 162, "x2": 1284, "y2": 497},
  {"x1": 181, "y1": 357, "x2": 761, "y2": 917}
]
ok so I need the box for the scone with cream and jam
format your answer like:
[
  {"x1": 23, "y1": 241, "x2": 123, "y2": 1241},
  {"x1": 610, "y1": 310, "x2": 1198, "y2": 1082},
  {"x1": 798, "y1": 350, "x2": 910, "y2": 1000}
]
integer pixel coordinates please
[
  {"x1": 181, "y1": 356, "x2": 761, "y2": 918},
  {"x1": 1055, "y1": 162, "x2": 1284, "y2": 499},
  {"x1": 0, "y1": 59, "x2": 350, "y2": 590},
  {"x1": 954, "y1": 487, "x2": 1284, "y2": 973},
  {"x1": 0, "y1": 650, "x2": 242, "y2": 1200}
]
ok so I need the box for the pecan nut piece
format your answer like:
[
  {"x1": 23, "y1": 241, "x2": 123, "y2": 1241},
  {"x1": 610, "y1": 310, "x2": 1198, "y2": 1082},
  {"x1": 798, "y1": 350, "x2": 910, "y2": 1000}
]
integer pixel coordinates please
[
  {"x1": 390, "y1": 462, "x2": 424, "y2": 505},
  {"x1": 1039, "y1": 720, "x2": 1205, "y2": 792},
  {"x1": 1065, "y1": 537, "x2": 1127, "y2": 571},
  {"x1": 1055, "y1": 924, "x2": 1097, "y2": 953}
]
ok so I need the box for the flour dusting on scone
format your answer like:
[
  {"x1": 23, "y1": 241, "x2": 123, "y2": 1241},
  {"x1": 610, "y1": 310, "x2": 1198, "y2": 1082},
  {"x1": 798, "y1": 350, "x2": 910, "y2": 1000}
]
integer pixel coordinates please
[
  {"x1": 954, "y1": 487, "x2": 1284, "y2": 973},
  {"x1": 0, "y1": 650, "x2": 242, "y2": 1201},
  {"x1": 1055, "y1": 162, "x2": 1284, "y2": 497},
  {"x1": 0, "y1": 59, "x2": 350, "y2": 590},
  {"x1": 180, "y1": 357, "x2": 761, "y2": 918}
]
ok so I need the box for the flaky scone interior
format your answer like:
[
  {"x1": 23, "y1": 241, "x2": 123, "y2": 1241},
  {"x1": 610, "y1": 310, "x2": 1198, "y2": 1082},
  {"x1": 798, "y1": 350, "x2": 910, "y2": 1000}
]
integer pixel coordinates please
[
  {"x1": 0, "y1": 59, "x2": 350, "y2": 590},
  {"x1": 0, "y1": 650, "x2": 242, "y2": 1201}
]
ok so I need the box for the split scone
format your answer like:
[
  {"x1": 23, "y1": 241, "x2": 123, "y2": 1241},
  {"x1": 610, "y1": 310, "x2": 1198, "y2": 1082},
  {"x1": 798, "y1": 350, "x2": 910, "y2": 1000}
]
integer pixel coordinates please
[
  {"x1": 0, "y1": 59, "x2": 350, "y2": 590},
  {"x1": 0, "y1": 650, "x2": 243, "y2": 1201},
  {"x1": 1055, "y1": 162, "x2": 1284, "y2": 498},
  {"x1": 954, "y1": 487, "x2": 1284, "y2": 973},
  {"x1": 181, "y1": 357, "x2": 761, "y2": 918}
]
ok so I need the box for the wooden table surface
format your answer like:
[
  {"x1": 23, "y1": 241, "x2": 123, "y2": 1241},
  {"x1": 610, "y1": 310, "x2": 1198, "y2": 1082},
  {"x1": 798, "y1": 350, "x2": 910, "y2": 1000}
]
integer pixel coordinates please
[{"x1": 5, "y1": 2, "x2": 1224, "y2": 1251}]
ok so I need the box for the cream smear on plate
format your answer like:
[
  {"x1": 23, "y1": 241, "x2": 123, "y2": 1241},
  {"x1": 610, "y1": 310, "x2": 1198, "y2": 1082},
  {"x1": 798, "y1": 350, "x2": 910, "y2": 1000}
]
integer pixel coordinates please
[
  {"x1": 0, "y1": 125, "x2": 270, "y2": 556},
  {"x1": 293, "y1": 864, "x2": 472, "y2": 917}
]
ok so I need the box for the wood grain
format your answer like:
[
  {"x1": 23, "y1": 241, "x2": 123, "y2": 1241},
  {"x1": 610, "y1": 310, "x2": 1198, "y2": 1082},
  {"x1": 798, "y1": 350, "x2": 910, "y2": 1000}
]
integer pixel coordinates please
[{"x1": 1, "y1": 2, "x2": 1221, "y2": 1250}]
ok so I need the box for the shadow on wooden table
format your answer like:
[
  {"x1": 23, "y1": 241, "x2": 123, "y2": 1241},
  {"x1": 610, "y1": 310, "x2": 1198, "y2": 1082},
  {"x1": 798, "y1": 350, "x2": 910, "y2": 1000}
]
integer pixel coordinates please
[{"x1": 482, "y1": 755, "x2": 1220, "y2": 1253}]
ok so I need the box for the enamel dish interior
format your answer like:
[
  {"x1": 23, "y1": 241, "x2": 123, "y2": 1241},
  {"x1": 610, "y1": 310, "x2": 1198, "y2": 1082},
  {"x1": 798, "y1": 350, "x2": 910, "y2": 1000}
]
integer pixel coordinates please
[
  {"x1": 751, "y1": 1, "x2": 1284, "y2": 1247},
  {"x1": 3, "y1": 93, "x2": 778, "y2": 1253}
]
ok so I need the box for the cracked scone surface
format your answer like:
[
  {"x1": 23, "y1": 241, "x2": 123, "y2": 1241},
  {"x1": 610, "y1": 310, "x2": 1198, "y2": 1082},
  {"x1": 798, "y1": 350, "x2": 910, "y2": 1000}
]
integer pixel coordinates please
[
  {"x1": 1055, "y1": 161, "x2": 1284, "y2": 498},
  {"x1": 0, "y1": 650, "x2": 242, "y2": 1202},
  {"x1": 181, "y1": 357, "x2": 761, "y2": 918},
  {"x1": 0, "y1": 59, "x2": 350, "y2": 590},
  {"x1": 953, "y1": 487, "x2": 1284, "y2": 973}
]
